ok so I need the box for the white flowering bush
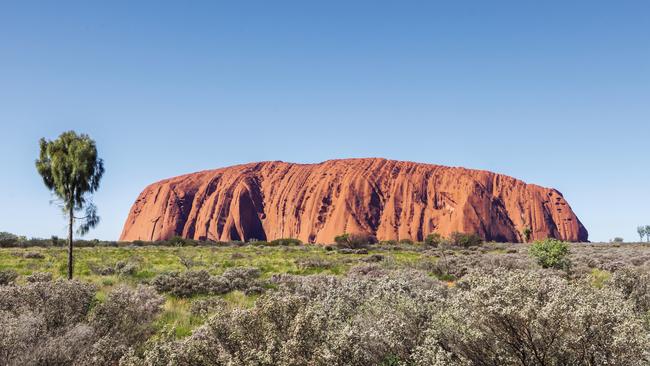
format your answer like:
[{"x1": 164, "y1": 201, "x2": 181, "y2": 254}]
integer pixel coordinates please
[
  {"x1": 608, "y1": 266, "x2": 650, "y2": 314},
  {"x1": 122, "y1": 270, "x2": 447, "y2": 366},
  {"x1": 412, "y1": 269, "x2": 650, "y2": 365},
  {"x1": 151, "y1": 267, "x2": 263, "y2": 297},
  {"x1": 0, "y1": 281, "x2": 164, "y2": 365}
]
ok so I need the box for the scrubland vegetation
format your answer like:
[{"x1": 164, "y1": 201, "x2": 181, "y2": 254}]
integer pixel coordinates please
[{"x1": 2, "y1": 238, "x2": 650, "y2": 365}]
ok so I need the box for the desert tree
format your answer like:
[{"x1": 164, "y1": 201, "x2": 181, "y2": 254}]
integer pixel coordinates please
[
  {"x1": 639, "y1": 226, "x2": 647, "y2": 243},
  {"x1": 646, "y1": 225, "x2": 650, "y2": 243},
  {"x1": 35, "y1": 131, "x2": 104, "y2": 279}
]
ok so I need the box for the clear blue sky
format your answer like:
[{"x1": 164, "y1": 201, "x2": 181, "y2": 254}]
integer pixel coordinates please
[{"x1": 1, "y1": 1, "x2": 648, "y2": 242}]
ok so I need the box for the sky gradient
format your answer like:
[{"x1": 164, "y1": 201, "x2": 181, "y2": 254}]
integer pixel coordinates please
[{"x1": 1, "y1": 1, "x2": 648, "y2": 242}]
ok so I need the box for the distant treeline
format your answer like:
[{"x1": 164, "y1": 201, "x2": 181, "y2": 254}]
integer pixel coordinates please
[
  {"x1": 0, "y1": 232, "x2": 306, "y2": 248},
  {"x1": 0, "y1": 231, "x2": 491, "y2": 249}
]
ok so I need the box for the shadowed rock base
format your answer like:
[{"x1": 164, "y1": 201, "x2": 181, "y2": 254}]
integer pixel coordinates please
[{"x1": 120, "y1": 158, "x2": 588, "y2": 243}]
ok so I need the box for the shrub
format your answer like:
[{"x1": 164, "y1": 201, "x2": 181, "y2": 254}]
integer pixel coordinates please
[
  {"x1": 169, "y1": 235, "x2": 189, "y2": 246},
  {"x1": 177, "y1": 254, "x2": 202, "y2": 269},
  {"x1": 0, "y1": 232, "x2": 20, "y2": 247},
  {"x1": 152, "y1": 270, "x2": 226, "y2": 297},
  {"x1": 115, "y1": 260, "x2": 139, "y2": 276},
  {"x1": 529, "y1": 238, "x2": 571, "y2": 270},
  {"x1": 334, "y1": 233, "x2": 376, "y2": 249},
  {"x1": 221, "y1": 267, "x2": 263, "y2": 294},
  {"x1": 23, "y1": 251, "x2": 45, "y2": 259},
  {"x1": 449, "y1": 232, "x2": 483, "y2": 247},
  {"x1": 270, "y1": 238, "x2": 302, "y2": 246},
  {"x1": 361, "y1": 254, "x2": 385, "y2": 263},
  {"x1": 424, "y1": 233, "x2": 443, "y2": 247},
  {"x1": 89, "y1": 264, "x2": 116, "y2": 276},
  {"x1": 0, "y1": 270, "x2": 18, "y2": 286},
  {"x1": 26, "y1": 272, "x2": 53, "y2": 283},
  {"x1": 190, "y1": 297, "x2": 226, "y2": 317},
  {"x1": 412, "y1": 270, "x2": 650, "y2": 365},
  {"x1": 294, "y1": 257, "x2": 334, "y2": 270},
  {"x1": 0, "y1": 281, "x2": 163, "y2": 365},
  {"x1": 152, "y1": 267, "x2": 263, "y2": 297},
  {"x1": 91, "y1": 285, "x2": 164, "y2": 341},
  {"x1": 334, "y1": 233, "x2": 350, "y2": 245},
  {"x1": 125, "y1": 271, "x2": 446, "y2": 366},
  {"x1": 608, "y1": 267, "x2": 650, "y2": 314},
  {"x1": 90, "y1": 260, "x2": 139, "y2": 276}
]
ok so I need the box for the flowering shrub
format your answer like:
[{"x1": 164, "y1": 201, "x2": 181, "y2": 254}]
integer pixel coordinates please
[
  {"x1": 0, "y1": 269, "x2": 18, "y2": 285},
  {"x1": 152, "y1": 267, "x2": 263, "y2": 297},
  {"x1": 0, "y1": 281, "x2": 163, "y2": 365},
  {"x1": 412, "y1": 269, "x2": 649, "y2": 365},
  {"x1": 25, "y1": 272, "x2": 53, "y2": 283},
  {"x1": 4, "y1": 243, "x2": 650, "y2": 365},
  {"x1": 607, "y1": 266, "x2": 650, "y2": 314},
  {"x1": 123, "y1": 270, "x2": 447, "y2": 365}
]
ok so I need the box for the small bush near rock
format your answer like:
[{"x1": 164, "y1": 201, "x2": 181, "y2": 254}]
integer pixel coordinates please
[
  {"x1": 424, "y1": 233, "x2": 443, "y2": 247},
  {"x1": 270, "y1": 238, "x2": 302, "y2": 246},
  {"x1": 334, "y1": 233, "x2": 376, "y2": 249},
  {"x1": 529, "y1": 238, "x2": 571, "y2": 270},
  {"x1": 450, "y1": 232, "x2": 483, "y2": 247}
]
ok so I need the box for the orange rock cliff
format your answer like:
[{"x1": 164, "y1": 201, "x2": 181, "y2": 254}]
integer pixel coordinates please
[{"x1": 120, "y1": 158, "x2": 588, "y2": 243}]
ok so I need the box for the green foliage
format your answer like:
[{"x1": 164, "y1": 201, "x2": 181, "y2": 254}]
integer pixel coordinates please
[
  {"x1": 590, "y1": 268, "x2": 611, "y2": 288},
  {"x1": 449, "y1": 232, "x2": 483, "y2": 247},
  {"x1": 529, "y1": 238, "x2": 571, "y2": 270},
  {"x1": 334, "y1": 233, "x2": 350, "y2": 245},
  {"x1": 35, "y1": 131, "x2": 104, "y2": 225},
  {"x1": 269, "y1": 238, "x2": 302, "y2": 246},
  {"x1": 35, "y1": 131, "x2": 104, "y2": 279},
  {"x1": 424, "y1": 233, "x2": 443, "y2": 247},
  {"x1": 168, "y1": 235, "x2": 196, "y2": 247},
  {"x1": 333, "y1": 233, "x2": 376, "y2": 248}
]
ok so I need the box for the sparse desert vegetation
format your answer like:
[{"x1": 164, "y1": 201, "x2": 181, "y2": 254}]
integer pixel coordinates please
[{"x1": 2, "y1": 239, "x2": 650, "y2": 365}]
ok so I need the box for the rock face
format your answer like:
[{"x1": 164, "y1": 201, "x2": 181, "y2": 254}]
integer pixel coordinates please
[{"x1": 120, "y1": 158, "x2": 588, "y2": 243}]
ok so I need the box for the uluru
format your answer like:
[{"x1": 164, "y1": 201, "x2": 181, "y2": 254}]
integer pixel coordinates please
[{"x1": 120, "y1": 158, "x2": 588, "y2": 243}]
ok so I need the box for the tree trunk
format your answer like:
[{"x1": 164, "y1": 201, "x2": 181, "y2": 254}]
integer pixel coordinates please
[{"x1": 68, "y1": 204, "x2": 74, "y2": 280}]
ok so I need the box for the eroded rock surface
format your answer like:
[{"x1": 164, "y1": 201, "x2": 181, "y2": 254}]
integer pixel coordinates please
[{"x1": 120, "y1": 158, "x2": 588, "y2": 243}]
